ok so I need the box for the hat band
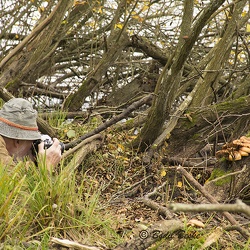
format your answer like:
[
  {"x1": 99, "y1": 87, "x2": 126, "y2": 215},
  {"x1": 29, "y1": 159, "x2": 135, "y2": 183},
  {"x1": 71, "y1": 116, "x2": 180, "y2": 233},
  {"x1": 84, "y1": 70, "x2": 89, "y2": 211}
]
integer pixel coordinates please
[{"x1": 0, "y1": 117, "x2": 38, "y2": 131}]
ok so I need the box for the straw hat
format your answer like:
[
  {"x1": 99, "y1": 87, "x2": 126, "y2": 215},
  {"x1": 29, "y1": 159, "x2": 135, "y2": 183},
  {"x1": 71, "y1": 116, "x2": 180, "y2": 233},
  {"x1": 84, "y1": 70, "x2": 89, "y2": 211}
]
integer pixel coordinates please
[{"x1": 0, "y1": 98, "x2": 41, "y2": 140}]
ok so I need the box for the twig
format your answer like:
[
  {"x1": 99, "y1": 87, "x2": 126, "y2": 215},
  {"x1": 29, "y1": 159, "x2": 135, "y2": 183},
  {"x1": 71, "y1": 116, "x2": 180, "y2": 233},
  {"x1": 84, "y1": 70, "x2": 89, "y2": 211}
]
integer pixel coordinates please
[
  {"x1": 139, "y1": 197, "x2": 175, "y2": 219},
  {"x1": 51, "y1": 237, "x2": 103, "y2": 250},
  {"x1": 177, "y1": 166, "x2": 237, "y2": 223},
  {"x1": 62, "y1": 134, "x2": 103, "y2": 159},
  {"x1": 64, "y1": 94, "x2": 153, "y2": 150},
  {"x1": 225, "y1": 225, "x2": 250, "y2": 238},
  {"x1": 169, "y1": 199, "x2": 250, "y2": 217},
  {"x1": 0, "y1": 2, "x2": 64, "y2": 69},
  {"x1": 145, "y1": 181, "x2": 168, "y2": 198},
  {"x1": 177, "y1": 165, "x2": 250, "y2": 240},
  {"x1": 113, "y1": 174, "x2": 153, "y2": 197},
  {"x1": 208, "y1": 165, "x2": 247, "y2": 184}
]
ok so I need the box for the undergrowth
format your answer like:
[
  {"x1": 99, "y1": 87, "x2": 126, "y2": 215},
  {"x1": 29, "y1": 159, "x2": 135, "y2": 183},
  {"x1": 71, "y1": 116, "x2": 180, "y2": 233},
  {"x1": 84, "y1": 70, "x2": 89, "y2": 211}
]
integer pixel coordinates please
[
  {"x1": 1, "y1": 110, "x2": 249, "y2": 249},
  {"x1": 0, "y1": 145, "x2": 122, "y2": 248}
]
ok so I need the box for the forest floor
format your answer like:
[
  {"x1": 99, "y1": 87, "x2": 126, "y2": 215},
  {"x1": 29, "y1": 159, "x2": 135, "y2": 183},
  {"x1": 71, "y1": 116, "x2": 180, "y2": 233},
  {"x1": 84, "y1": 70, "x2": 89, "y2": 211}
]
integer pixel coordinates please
[
  {"x1": 1, "y1": 121, "x2": 249, "y2": 250},
  {"x1": 67, "y1": 128, "x2": 250, "y2": 250}
]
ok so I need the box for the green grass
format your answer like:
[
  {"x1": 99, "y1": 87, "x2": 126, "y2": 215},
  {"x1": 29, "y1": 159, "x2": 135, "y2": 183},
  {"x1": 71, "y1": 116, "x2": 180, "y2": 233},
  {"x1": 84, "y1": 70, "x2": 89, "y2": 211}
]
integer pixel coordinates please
[{"x1": 0, "y1": 159, "x2": 122, "y2": 248}]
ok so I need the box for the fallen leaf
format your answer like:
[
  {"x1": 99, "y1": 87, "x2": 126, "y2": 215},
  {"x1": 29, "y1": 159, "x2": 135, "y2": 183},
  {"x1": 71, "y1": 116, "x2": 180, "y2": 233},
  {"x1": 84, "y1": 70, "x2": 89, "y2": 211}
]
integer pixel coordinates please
[
  {"x1": 200, "y1": 227, "x2": 223, "y2": 250},
  {"x1": 187, "y1": 219, "x2": 205, "y2": 228}
]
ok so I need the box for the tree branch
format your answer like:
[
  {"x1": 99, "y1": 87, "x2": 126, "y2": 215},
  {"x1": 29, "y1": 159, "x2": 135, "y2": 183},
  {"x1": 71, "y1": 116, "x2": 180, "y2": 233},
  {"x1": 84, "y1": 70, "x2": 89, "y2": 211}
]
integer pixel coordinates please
[
  {"x1": 169, "y1": 199, "x2": 250, "y2": 217},
  {"x1": 64, "y1": 94, "x2": 153, "y2": 150}
]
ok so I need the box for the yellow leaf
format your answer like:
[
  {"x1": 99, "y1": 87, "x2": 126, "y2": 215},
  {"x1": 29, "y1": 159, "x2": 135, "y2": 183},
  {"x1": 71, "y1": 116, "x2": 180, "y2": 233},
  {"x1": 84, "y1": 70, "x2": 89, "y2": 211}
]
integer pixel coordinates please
[
  {"x1": 142, "y1": 5, "x2": 149, "y2": 12},
  {"x1": 38, "y1": 6, "x2": 45, "y2": 12},
  {"x1": 15, "y1": 34, "x2": 19, "y2": 39},
  {"x1": 115, "y1": 23, "x2": 123, "y2": 29},
  {"x1": 93, "y1": 7, "x2": 103, "y2": 14},
  {"x1": 177, "y1": 181, "x2": 182, "y2": 188},
  {"x1": 246, "y1": 24, "x2": 250, "y2": 33},
  {"x1": 160, "y1": 170, "x2": 167, "y2": 177},
  {"x1": 128, "y1": 30, "x2": 134, "y2": 35},
  {"x1": 132, "y1": 15, "x2": 144, "y2": 22},
  {"x1": 117, "y1": 144, "x2": 125, "y2": 152},
  {"x1": 242, "y1": 11, "x2": 247, "y2": 17},
  {"x1": 74, "y1": 0, "x2": 86, "y2": 6}
]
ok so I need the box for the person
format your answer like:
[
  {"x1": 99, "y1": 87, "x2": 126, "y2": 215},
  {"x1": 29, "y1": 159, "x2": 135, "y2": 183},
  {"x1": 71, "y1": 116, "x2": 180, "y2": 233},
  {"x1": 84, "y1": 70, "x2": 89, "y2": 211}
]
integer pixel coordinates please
[{"x1": 0, "y1": 98, "x2": 62, "y2": 169}]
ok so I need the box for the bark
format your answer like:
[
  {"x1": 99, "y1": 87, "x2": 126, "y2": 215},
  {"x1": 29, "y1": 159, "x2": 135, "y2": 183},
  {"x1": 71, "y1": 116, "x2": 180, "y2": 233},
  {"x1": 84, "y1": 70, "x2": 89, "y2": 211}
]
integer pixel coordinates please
[
  {"x1": 190, "y1": 0, "x2": 248, "y2": 108},
  {"x1": 105, "y1": 68, "x2": 158, "y2": 106},
  {"x1": 168, "y1": 95, "x2": 250, "y2": 158},
  {"x1": 62, "y1": 31, "x2": 131, "y2": 111},
  {"x1": 133, "y1": 0, "x2": 226, "y2": 151},
  {"x1": 0, "y1": 1, "x2": 74, "y2": 91}
]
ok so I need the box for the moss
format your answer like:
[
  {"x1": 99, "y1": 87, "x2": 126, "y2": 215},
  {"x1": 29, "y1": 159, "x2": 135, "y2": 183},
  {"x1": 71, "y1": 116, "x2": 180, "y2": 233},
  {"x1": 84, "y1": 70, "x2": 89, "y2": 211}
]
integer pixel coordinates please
[
  {"x1": 208, "y1": 167, "x2": 232, "y2": 186},
  {"x1": 192, "y1": 133, "x2": 200, "y2": 140},
  {"x1": 125, "y1": 119, "x2": 135, "y2": 126},
  {"x1": 183, "y1": 117, "x2": 197, "y2": 130}
]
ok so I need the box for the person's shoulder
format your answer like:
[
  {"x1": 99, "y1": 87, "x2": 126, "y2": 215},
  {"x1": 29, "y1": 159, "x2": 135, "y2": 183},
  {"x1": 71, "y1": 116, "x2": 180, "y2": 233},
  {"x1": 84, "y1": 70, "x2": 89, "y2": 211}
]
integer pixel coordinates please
[
  {"x1": 0, "y1": 134, "x2": 15, "y2": 167},
  {"x1": 0, "y1": 134, "x2": 7, "y2": 148}
]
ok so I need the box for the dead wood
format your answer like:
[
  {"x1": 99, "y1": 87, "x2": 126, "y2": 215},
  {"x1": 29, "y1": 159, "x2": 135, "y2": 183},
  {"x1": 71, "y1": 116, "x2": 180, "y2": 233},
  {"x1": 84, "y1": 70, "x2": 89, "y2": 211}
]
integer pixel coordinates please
[
  {"x1": 177, "y1": 166, "x2": 237, "y2": 223},
  {"x1": 39, "y1": 111, "x2": 89, "y2": 120},
  {"x1": 138, "y1": 181, "x2": 175, "y2": 220},
  {"x1": 62, "y1": 135, "x2": 103, "y2": 173},
  {"x1": 169, "y1": 199, "x2": 250, "y2": 218},
  {"x1": 113, "y1": 219, "x2": 183, "y2": 250},
  {"x1": 139, "y1": 198, "x2": 175, "y2": 219},
  {"x1": 62, "y1": 134, "x2": 103, "y2": 159},
  {"x1": 64, "y1": 94, "x2": 153, "y2": 150},
  {"x1": 177, "y1": 166, "x2": 250, "y2": 240},
  {"x1": 169, "y1": 95, "x2": 250, "y2": 158},
  {"x1": 51, "y1": 237, "x2": 103, "y2": 250}
]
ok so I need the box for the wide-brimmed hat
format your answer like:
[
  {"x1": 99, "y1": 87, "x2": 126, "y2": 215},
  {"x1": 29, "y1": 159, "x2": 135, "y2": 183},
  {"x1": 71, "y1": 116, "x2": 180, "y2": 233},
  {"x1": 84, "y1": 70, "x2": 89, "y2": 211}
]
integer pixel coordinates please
[{"x1": 0, "y1": 98, "x2": 41, "y2": 140}]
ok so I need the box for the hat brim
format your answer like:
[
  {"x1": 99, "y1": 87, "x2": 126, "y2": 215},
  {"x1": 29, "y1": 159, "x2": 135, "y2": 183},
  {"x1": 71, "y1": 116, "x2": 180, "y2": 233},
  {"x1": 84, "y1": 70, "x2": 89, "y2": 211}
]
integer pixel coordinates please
[{"x1": 0, "y1": 121, "x2": 41, "y2": 140}]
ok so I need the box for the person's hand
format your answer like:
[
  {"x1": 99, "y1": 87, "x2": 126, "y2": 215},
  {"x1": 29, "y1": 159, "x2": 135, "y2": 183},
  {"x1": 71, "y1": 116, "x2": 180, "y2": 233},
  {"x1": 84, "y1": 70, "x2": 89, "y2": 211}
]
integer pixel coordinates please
[{"x1": 38, "y1": 138, "x2": 62, "y2": 170}]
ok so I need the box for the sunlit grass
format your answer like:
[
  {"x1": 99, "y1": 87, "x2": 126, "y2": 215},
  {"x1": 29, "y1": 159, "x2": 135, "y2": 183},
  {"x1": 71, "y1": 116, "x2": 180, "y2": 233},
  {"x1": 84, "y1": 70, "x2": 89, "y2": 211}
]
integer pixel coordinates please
[{"x1": 0, "y1": 156, "x2": 122, "y2": 248}]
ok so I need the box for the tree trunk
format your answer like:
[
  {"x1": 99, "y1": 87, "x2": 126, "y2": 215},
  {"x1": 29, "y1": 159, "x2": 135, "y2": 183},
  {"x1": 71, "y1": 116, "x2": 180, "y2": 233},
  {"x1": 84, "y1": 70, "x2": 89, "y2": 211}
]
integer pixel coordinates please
[
  {"x1": 133, "y1": 0, "x2": 226, "y2": 151},
  {"x1": 168, "y1": 95, "x2": 250, "y2": 158},
  {"x1": 62, "y1": 31, "x2": 131, "y2": 111},
  {"x1": 0, "y1": 1, "x2": 73, "y2": 91},
  {"x1": 190, "y1": 0, "x2": 248, "y2": 108}
]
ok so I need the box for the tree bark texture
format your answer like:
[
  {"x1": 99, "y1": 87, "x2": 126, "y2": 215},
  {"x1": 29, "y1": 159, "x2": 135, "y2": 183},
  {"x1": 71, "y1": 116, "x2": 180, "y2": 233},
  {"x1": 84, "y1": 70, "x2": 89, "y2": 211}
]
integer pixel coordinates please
[
  {"x1": 133, "y1": 0, "x2": 226, "y2": 151},
  {"x1": 168, "y1": 95, "x2": 250, "y2": 158},
  {"x1": 0, "y1": 1, "x2": 74, "y2": 91},
  {"x1": 190, "y1": 0, "x2": 248, "y2": 108},
  {"x1": 62, "y1": 31, "x2": 131, "y2": 111}
]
